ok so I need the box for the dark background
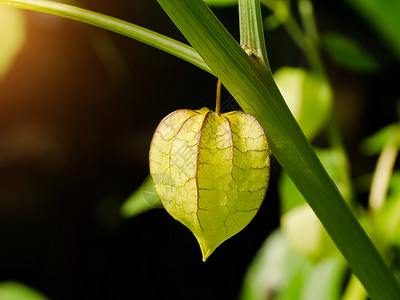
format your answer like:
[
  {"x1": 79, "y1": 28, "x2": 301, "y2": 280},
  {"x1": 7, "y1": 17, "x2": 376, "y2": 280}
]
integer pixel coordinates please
[{"x1": 0, "y1": 1, "x2": 398, "y2": 299}]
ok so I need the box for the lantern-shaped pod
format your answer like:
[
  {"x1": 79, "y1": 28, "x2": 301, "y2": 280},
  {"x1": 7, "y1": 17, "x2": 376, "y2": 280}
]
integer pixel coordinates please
[{"x1": 149, "y1": 107, "x2": 270, "y2": 261}]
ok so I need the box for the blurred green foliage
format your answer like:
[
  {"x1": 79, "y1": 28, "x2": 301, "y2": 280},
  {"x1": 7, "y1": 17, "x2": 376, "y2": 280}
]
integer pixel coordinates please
[
  {"x1": 0, "y1": 282, "x2": 48, "y2": 300},
  {"x1": 321, "y1": 33, "x2": 379, "y2": 73},
  {"x1": 345, "y1": 0, "x2": 400, "y2": 62},
  {"x1": 274, "y1": 67, "x2": 332, "y2": 140},
  {"x1": 239, "y1": 230, "x2": 346, "y2": 300}
]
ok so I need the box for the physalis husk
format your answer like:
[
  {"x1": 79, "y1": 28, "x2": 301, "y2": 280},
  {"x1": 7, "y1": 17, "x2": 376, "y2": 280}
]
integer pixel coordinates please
[{"x1": 149, "y1": 107, "x2": 270, "y2": 261}]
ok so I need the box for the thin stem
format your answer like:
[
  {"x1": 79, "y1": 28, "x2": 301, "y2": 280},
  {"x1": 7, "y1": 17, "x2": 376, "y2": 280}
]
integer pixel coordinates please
[
  {"x1": 298, "y1": 0, "x2": 326, "y2": 78},
  {"x1": 326, "y1": 114, "x2": 345, "y2": 150},
  {"x1": 298, "y1": 0, "x2": 318, "y2": 41},
  {"x1": 261, "y1": 0, "x2": 307, "y2": 51},
  {"x1": 215, "y1": 79, "x2": 222, "y2": 116},
  {"x1": 0, "y1": 0, "x2": 212, "y2": 74},
  {"x1": 296, "y1": 0, "x2": 353, "y2": 198},
  {"x1": 369, "y1": 137, "x2": 399, "y2": 213},
  {"x1": 283, "y1": 16, "x2": 308, "y2": 51}
]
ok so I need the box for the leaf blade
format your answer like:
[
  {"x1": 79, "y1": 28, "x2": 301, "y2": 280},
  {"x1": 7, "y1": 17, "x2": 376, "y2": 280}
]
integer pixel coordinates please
[
  {"x1": 0, "y1": 282, "x2": 49, "y2": 300},
  {"x1": 322, "y1": 33, "x2": 379, "y2": 72}
]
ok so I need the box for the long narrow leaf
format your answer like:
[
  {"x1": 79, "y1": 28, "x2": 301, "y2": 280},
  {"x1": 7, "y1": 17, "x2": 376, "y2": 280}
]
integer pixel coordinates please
[
  {"x1": 156, "y1": 0, "x2": 400, "y2": 299},
  {"x1": 0, "y1": 0, "x2": 212, "y2": 73}
]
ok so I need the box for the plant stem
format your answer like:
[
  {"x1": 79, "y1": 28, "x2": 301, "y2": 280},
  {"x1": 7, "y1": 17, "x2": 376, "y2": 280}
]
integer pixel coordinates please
[
  {"x1": 296, "y1": 0, "x2": 355, "y2": 205},
  {"x1": 0, "y1": 0, "x2": 212, "y2": 74},
  {"x1": 298, "y1": 0, "x2": 318, "y2": 41},
  {"x1": 261, "y1": 0, "x2": 307, "y2": 51},
  {"x1": 215, "y1": 80, "x2": 222, "y2": 116},
  {"x1": 369, "y1": 137, "x2": 399, "y2": 213},
  {"x1": 298, "y1": 0, "x2": 326, "y2": 79},
  {"x1": 285, "y1": 17, "x2": 307, "y2": 49}
]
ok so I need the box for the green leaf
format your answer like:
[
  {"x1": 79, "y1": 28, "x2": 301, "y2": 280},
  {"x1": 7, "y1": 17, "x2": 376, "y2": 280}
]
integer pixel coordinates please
[
  {"x1": 361, "y1": 123, "x2": 400, "y2": 156},
  {"x1": 322, "y1": 33, "x2": 379, "y2": 72},
  {"x1": 279, "y1": 148, "x2": 352, "y2": 215},
  {"x1": 281, "y1": 203, "x2": 338, "y2": 260},
  {"x1": 0, "y1": 282, "x2": 49, "y2": 300},
  {"x1": 239, "y1": 230, "x2": 311, "y2": 300},
  {"x1": 120, "y1": 176, "x2": 162, "y2": 218},
  {"x1": 376, "y1": 172, "x2": 400, "y2": 245},
  {"x1": 279, "y1": 148, "x2": 353, "y2": 260},
  {"x1": 388, "y1": 172, "x2": 400, "y2": 203},
  {"x1": 0, "y1": 0, "x2": 211, "y2": 74},
  {"x1": 263, "y1": 14, "x2": 283, "y2": 31},
  {"x1": 240, "y1": 230, "x2": 346, "y2": 300},
  {"x1": 204, "y1": 0, "x2": 238, "y2": 7},
  {"x1": 149, "y1": 108, "x2": 270, "y2": 261},
  {"x1": 378, "y1": 192, "x2": 400, "y2": 246},
  {"x1": 299, "y1": 256, "x2": 347, "y2": 300},
  {"x1": 281, "y1": 203, "x2": 324, "y2": 259},
  {"x1": 274, "y1": 67, "x2": 333, "y2": 140},
  {"x1": 0, "y1": 6, "x2": 25, "y2": 79},
  {"x1": 279, "y1": 170, "x2": 306, "y2": 215}
]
